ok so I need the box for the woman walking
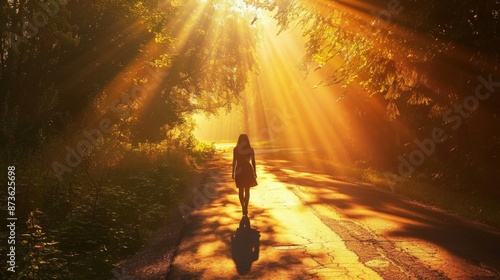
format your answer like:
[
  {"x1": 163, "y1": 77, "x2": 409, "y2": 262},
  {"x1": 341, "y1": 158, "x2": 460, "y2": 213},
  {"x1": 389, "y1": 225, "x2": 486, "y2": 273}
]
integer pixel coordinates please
[{"x1": 232, "y1": 134, "x2": 258, "y2": 216}]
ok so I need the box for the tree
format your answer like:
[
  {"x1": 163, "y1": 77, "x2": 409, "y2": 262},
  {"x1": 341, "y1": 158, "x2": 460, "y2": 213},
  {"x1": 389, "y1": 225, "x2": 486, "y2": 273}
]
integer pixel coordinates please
[
  {"x1": 244, "y1": 0, "x2": 500, "y2": 191},
  {"x1": 1, "y1": 0, "x2": 260, "y2": 152}
]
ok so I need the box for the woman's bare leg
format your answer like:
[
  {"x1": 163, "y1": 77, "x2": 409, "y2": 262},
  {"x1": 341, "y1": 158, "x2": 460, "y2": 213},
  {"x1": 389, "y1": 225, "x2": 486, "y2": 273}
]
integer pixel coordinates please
[
  {"x1": 244, "y1": 187, "x2": 250, "y2": 215},
  {"x1": 239, "y1": 187, "x2": 246, "y2": 214}
]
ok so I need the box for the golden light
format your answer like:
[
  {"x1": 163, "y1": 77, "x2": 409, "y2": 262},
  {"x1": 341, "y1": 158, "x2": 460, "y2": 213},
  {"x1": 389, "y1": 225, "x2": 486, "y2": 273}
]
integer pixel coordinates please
[{"x1": 193, "y1": 4, "x2": 373, "y2": 173}]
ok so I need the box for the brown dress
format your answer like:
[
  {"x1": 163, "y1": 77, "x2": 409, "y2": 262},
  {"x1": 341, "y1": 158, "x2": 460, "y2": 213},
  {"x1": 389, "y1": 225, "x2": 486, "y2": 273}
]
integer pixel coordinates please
[{"x1": 234, "y1": 147, "x2": 258, "y2": 188}]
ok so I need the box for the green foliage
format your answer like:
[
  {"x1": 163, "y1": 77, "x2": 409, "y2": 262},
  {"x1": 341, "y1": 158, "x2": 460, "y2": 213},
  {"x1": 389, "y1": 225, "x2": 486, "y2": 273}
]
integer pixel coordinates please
[
  {"x1": 16, "y1": 210, "x2": 69, "y2": 280},
  {"x1": 1, "y1": 0, "x2": 259, "y2": 153},
  {"x1": 246, "y1": 0, "x2": 499, "y2": 194},
  {"x1": 248, "y1": 0, "x2": 498, "y2": 112},
  {"x1": 3, "y1": 144, "x2": 198, "y2": 279},
  {"x1": 125, "y1": 0, "x2": 259, "y2": 143}
]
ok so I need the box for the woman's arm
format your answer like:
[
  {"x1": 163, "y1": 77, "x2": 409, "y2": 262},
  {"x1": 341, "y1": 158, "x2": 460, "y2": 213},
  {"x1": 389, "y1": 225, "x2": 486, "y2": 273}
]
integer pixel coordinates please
[
  {"x1": 251, "y1": 149, "x2": 257, "y2": 178},
  {"x1": 232, "y1": 149, "x2": 236, "y2": 179}
]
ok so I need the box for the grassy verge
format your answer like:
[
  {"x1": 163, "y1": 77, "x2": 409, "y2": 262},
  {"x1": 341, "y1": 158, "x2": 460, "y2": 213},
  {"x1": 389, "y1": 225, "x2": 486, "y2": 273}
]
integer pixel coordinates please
[{"x1": 363, "y1": 168, "x2": 500, "y2": 228}]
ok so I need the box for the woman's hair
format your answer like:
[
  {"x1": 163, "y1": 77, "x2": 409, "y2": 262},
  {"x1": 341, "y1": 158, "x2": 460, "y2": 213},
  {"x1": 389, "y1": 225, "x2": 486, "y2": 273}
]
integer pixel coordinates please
[{"x1": 236, "y1": 134, "x2": 251, "y2": 148}]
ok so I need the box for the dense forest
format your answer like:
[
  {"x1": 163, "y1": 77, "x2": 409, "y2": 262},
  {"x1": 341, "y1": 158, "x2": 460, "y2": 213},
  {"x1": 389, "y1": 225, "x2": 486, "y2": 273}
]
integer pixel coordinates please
[{"x1": 1, "y1": 0, "x2": 499, "y2": 278}]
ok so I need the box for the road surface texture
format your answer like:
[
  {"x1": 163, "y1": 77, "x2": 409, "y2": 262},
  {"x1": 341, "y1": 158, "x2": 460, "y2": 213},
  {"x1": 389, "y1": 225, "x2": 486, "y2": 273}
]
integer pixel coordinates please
[{"x1": 167, "y1": 148, "x2": 500, "y2": 279}]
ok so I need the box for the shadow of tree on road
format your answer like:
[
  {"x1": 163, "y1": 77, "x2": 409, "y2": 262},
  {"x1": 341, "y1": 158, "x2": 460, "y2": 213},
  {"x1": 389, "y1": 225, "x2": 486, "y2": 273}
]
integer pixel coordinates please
[{"x1": 261, "y1": 155, "x2": 500, "y2": 277}]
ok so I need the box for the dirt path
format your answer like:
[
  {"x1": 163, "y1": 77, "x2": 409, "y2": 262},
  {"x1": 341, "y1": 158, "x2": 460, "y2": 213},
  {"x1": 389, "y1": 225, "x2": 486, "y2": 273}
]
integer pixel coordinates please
[{"x1": 143, "y1": 148, "x2": 500, "y2": 279}]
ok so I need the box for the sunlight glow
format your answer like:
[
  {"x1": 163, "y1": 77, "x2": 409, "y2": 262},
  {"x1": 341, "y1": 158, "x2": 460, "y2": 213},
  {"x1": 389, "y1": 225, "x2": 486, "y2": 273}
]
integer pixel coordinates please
[{"x1": 194, "y1": 8, "x2": 359, "y2": 172}]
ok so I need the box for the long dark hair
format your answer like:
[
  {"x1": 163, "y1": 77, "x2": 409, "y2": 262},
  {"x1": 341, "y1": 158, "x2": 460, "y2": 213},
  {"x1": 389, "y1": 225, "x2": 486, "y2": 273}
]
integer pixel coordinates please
[{"x1": 235, "y1": 134, "x2": 252, "y2": 154}]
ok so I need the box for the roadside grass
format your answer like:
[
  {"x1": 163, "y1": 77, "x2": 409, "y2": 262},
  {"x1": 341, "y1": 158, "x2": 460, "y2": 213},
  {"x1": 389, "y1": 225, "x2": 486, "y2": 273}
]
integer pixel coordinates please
[{"x1": 362, "y1": 168, "x2": 500, "y2": 228}]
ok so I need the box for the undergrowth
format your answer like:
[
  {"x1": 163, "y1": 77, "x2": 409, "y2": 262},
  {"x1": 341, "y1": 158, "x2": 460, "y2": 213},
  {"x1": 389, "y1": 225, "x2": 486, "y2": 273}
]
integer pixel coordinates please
[{"x1": 1, "y1": 142, "x2": 215, "y2": 279}]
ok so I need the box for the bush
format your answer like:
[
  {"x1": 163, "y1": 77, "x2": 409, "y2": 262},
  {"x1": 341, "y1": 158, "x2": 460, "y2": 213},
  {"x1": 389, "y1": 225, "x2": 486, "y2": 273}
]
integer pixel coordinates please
[{"x1": 3, "y1": 138, "x2": 211, "y2": 279}]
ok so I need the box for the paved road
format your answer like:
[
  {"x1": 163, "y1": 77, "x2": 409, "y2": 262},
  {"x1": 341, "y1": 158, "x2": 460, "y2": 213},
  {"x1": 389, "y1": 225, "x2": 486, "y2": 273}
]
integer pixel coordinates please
[{"x1": 168, "y1": 148, "x2": 500, "y2": 279}]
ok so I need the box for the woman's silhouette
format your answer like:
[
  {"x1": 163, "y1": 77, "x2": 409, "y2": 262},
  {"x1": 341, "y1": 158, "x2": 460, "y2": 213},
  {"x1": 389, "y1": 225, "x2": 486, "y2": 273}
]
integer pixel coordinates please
[{"x1": 232, "y1": 134, "x2": 257, "y2": 216}]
